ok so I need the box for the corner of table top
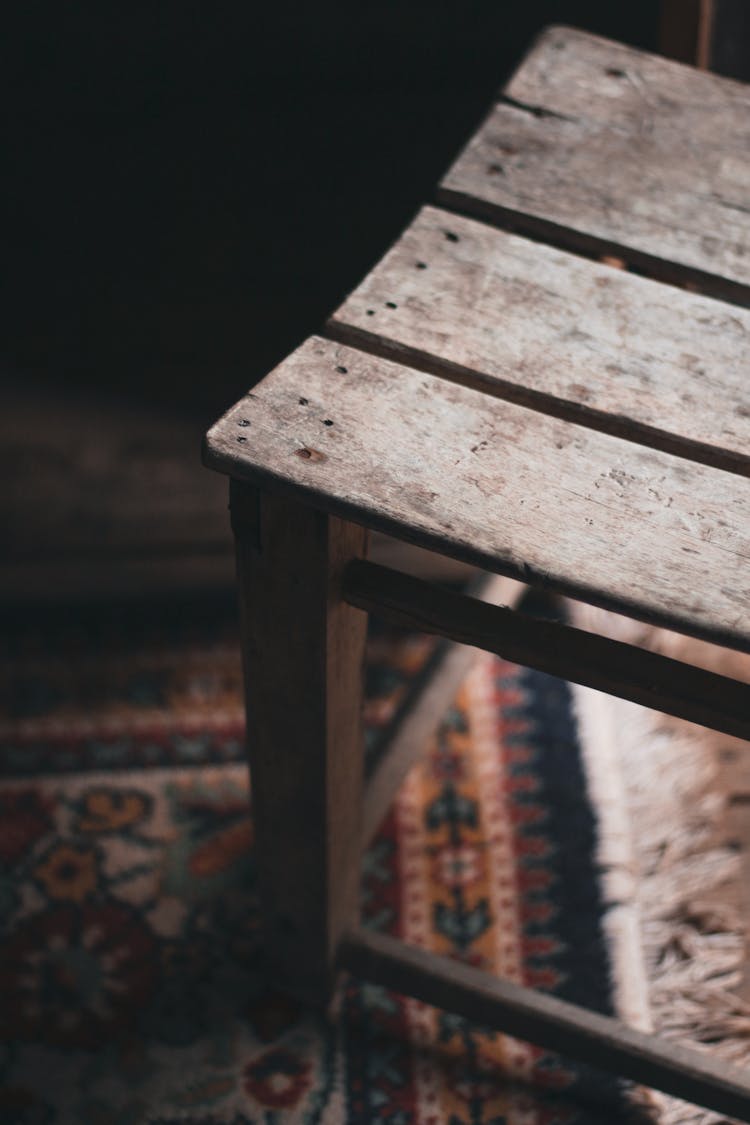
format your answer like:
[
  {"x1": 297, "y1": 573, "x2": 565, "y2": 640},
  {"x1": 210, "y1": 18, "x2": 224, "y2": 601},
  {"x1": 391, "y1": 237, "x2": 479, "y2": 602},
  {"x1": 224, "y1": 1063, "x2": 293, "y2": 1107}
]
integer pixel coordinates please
[{"x1": 202, "y1": 394, "x2": 256, "y2": 481}]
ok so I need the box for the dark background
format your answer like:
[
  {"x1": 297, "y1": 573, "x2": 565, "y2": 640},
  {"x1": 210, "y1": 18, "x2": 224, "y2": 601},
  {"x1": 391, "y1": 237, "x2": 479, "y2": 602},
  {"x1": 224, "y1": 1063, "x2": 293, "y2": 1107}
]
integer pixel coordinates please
[{"x1": 4, "y1": 2, "x2": 659, "y2": 420}]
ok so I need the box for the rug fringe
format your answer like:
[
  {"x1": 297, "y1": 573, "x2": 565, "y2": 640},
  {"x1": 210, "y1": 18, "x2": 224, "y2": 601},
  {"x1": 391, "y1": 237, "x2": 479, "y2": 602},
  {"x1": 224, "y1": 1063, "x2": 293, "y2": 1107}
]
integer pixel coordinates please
[{"x1": 570, "y1": 605, "x2": 749, "y2": 1125}]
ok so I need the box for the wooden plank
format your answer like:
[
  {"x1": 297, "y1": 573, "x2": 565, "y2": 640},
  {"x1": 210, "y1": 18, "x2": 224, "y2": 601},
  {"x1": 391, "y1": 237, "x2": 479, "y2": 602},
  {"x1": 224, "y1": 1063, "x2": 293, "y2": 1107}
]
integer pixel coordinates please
[
  {"x1": 439, "y1": 26, "x2": 750, "y2": 301},
  {"x1": 344, "y1": 560, "x2": 750, "y2": 742},
  {"x1": 204, "y1": 337, "x2": 750, "y2": 655},
  {"x1": 328, "y1": 206, "x2": 750, "y2": 475},
  {"x1": 230, "y1": 481, "x2": 368, "y2": 1002},
  {"x1": 339, "y1": 928, "x2": 750, "y2": 1121},
  {"x1": 363, "y1": 572, "x2": 525, "y2": 843}
]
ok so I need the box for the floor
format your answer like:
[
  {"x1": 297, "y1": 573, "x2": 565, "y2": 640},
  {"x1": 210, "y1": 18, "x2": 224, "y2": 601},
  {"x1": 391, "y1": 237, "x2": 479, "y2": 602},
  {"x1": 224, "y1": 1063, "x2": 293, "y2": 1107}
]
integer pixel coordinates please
[{"x1": 5, "y1": 385, "x2": 748, "y2": 999}]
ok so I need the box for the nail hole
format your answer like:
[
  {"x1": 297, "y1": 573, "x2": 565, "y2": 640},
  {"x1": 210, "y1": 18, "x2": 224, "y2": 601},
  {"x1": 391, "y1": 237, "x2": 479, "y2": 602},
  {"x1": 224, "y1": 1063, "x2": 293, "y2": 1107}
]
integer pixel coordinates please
[
  {"x1": 487, "y1": 162, "x2": 504, "y2": 175},
  {"x1": 606, "y1": 67, "x2": 626, "y2": 78},
  {"x1": 444, "y1": 231, "x2": 459, "y2": 242},
  {"x1": 323, "y1": 419, "x2": 334, "y2": 426},
  {"x1": 299, "y1": 397, "x2": 309, "y2": 405},
  {"x1": 237, "y1": 436, "x2": 247, "y2": 443},
  {"x1": 385, "y1": 301, "x2": 397, "y2": 309},
  {"x1": 366, "y1": 309, "x2": 375, "y2": 316},
  {"x1": 416, "y1": 261, "x2": 427, "y2": 270},
  {"x1": 238, "y1": 419, "x2": 250, "y2": 427},
  {"x1": 336, "y1": 365, "x2": 348, "y2": 374},
  {"x1": 295, "y1": 446, "x2": 327, "y2": 462}
]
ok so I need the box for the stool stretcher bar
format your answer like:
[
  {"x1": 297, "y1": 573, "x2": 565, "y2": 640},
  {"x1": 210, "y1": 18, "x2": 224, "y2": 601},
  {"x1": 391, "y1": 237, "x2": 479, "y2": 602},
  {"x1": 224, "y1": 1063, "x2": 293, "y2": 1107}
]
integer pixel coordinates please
[
  {"x1": 339, "y1": 929, "x2": 750, "y2": 1121},
  {"x1": 362, "y1": 572, "x2": 525, "y2": 843},
  {"x1": 344, "y1": 559, "x2": 750, "y2": 743}
]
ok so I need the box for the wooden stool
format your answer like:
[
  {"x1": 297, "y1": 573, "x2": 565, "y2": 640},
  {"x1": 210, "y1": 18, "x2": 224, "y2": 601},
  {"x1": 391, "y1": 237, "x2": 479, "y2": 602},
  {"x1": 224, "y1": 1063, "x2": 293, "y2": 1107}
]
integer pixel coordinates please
[{"x1": 204, "y1": 28, "x2": 750, "y2": 1120}]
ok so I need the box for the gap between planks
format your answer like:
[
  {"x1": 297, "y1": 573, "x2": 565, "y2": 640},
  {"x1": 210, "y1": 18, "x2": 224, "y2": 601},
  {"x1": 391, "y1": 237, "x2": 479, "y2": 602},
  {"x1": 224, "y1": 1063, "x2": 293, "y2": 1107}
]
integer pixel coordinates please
[
  {"x1": 433, "y1": 187, "x2": 750, "y2": 313},
  {"x1": 204, "y1": 334, "x2": 750, "y2": 657},
  {"x1": 325, "y1": 203, "x2": 750, "y2": 478},
  {"x1": 323, "y1": 319, "x2": 750, "y2": 479},
  {"x1": 437, "y1": 27, "x2": 750, "y2": 309}
]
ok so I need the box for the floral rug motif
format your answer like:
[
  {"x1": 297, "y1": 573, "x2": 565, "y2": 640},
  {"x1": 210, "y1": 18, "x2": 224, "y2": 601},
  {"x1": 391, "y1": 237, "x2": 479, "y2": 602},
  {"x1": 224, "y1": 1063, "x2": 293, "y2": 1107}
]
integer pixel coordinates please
[{"x1": 0, "y1": 599, "x2": 631, "y2": 1124}]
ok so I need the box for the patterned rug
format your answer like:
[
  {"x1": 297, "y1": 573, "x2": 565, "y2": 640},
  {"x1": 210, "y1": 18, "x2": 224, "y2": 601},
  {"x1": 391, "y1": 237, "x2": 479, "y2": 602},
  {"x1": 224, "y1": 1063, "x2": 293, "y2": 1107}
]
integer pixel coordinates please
[{"x1": 0, "y1": 596, "x2": 633, "y2": 1125}]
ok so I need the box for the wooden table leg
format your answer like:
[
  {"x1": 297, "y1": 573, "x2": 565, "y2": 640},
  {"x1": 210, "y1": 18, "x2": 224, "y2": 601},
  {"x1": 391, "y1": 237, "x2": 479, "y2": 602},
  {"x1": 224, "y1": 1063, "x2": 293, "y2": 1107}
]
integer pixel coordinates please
[{"x1": 230, "y1": 479, "x2": 368, "y2": 1003}]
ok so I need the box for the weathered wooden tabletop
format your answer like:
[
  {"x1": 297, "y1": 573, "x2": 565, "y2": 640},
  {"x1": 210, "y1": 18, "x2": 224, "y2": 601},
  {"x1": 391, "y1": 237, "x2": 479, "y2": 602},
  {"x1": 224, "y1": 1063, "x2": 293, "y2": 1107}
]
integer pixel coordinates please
[
  {"x1": 205, "y1": 27, "x2": 750, "y2": 655},
  {"x1": 441, "y1": 26, "x2": 750, "y2": 302}
]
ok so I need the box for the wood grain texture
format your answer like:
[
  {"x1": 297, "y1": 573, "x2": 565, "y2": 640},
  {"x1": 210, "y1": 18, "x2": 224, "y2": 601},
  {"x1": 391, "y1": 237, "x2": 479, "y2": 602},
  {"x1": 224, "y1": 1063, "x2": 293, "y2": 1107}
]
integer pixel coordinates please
[
  {"x1": 230, "y1": 481, "x2": 368, "y2": 1002},
  {"x1": 440, "y1": 26, "x2": 750, "y2": 300},
  {"x1": 204, "y1": 337, "x2": 750, "y2": 654},
  {"x1": 329, "y1": 206, "x2": 750, "y2": 474},
  {"x1": 339, "y1": 928, "x2": 750, "y2": 1121},
  {"x1": 344, "y1": 560, "x2": 750, "y2": 742}
]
